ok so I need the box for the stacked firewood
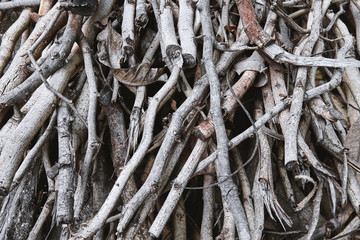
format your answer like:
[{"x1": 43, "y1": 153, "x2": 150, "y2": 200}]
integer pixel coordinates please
[{"x1": 0, "y1": 0, "x2": 360, "y2": 239}]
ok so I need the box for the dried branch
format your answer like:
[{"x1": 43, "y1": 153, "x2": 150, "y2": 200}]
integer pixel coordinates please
[
  {"x1": 0, "y1": 0, "x2": 40, "y2": 10},
  {"x1": 284, "y1": 0, "x2": 322, "y2": 168},
  {"x1": 72, "y1": 66, "x2": 181, "y2": 239},
  {"x1": 0, "y1": 8, "x2": 31, "y2": 75},
  {"x1": 0, "y1": 50, "x2": 82, "y2": 195},
  {"x1": 56, "y1": 101, "x2": 75, "y2": 224},
  {"x1": 198, "y1": 1, "x2": 250, "y2": 238},
  {"x1": 1, "y1": 1, "x2": 360, "y2": 239},
  {"x1": 74, "y1": 38, "x2": 100, "y2": 218},
  {"x1": 0, "y1": 12, "x2": 81, "y2": 109}
]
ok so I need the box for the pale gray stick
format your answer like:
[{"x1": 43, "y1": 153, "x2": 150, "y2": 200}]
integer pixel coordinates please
[
  {"x1": 0, "y1": 8, "x2": 31, "y2": 75},
  {"x1": 298, "y1": 181, "x2": 323, "y2": 240},
  {"x1": 148, "y1": 139, "x2": 208, "y2": 237},
  {"x1": 71, "y1": 66, "x2": 181, "y2": 239},
  {"x1": 56, "y1": 101, "x2": 75, "y2": 224},
  {"x1": 0, "y1": 3, "x2": 66, "y2": 95},
  {"x1": 74, "y1": 38, "x2": 100, "y2": 218},
  {"x1": 27, "y1": 192, "x2": 56, "y2": 240},
  {"x1": 135, "y1": 0, "x2": 149, "y2": 28},
  {"x1": 116, "y1": 5, "x2": 252, "y2": 235},
  {"x1": 120, "y1": 0, "x2": 135, "y2": 63},
  {"x1": 0, "y1": 51, "x2": 82, "y2": 195},
  {"x1": 0, "y1": 0, "x2": 40, "y2": 10},
  {"x1": 0, "y1": 13, "x2": 79, "y2": 109},
  {"x1": 160, "y1": 2, "x2": 183, "y2": 67},
  {"x1": 200, "y1": 164, "x2": 215, "y2": 240},
  {"x1": 198, "y1": 0, "x2": 250, "y2": 238},
  {"x1": 107, "y1": 114, "x2": 197, "y2": 230},
  {"x1": 284, "y1": 0, "x2": 322, "y2": 168},
  {"x1": 216, "y1": 198, "x2": 236, "y2": 239},
  {"x1": 178, "y1": 0, "x2": 196, "y2": 68},
  {"x1": 195, "y1": 61, "x2": 343, "y2": 173},
  {"x1": 10, "y1": 110, "x2": 57, "y2": 191}
]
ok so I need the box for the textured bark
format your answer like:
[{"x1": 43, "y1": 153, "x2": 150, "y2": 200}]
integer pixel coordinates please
[{"x1": 0, "y1": 1, "x2": 360, "y2": 239}]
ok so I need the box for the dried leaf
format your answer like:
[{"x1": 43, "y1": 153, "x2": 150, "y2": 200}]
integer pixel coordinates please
[
  {"x1": 113, "y1": 62, "x2": 165, "y2": 86},
  {"x1": 99, "y1": 85, "x2": 112, "y2": 107},
  {"x1": 328, "y1": 179, "x2": 337, "y2": 216},
  {"x1": 224, "y1": 25, "x2": 237, "y2": 33},
  {"x1": 329, "y1": 108, "x2": 345, "y2": 120},
  {"x1": 233, "y1": 52, "x2": 268, "y2": 87},
  {"x1": 254, "y1": 73, "x2": 268, "y2": 88},
  {"x1": 315, "y1": 70, "x2": 325, "y2": 80},
  {"x1": 233, "y1": 52, "x2": 266, "y2": 75},
  {"x1": 97, "y1": 23, "x2": 123, "y2": 69},
  {"x1": 345, "y1": 117, "x2": 360, "y2": 162},
  {"x1": 330, "y1": 93, "x2": 349, "y2": 124},
  {"x1": 70, "y1": 0, "x2": 99, "y2": 16}
]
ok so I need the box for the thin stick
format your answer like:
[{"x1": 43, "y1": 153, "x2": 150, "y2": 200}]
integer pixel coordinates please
[
  {"x1": 56, "y1": 100, "x2": 75, "y2": 224},
  {"x1": 284, "y1": 0, "x2": 322, "y2": 168},
  {"x1": 0, "y1": 8, "x2": 31, "y2": 75},
  {"x1": 0, "y1": 50, "x2": 82, "y2": 195},
  {"x1": 74, "y1": 38, "x2": 100, "y2": 218},
  {"x1": 27, "y1": 51, "x2": 87, "y2": 128},
  {"x1": 10, "y1": 110, "x2": 57, "y2": 191},
  {"x1": 0, "y1": 0, "x2": 40, "y2": 10},
  {"x1": 298, "y1": 181, "x2": 324, "y2": 240},
  {"x1": 197, "y1": 1, "x2": 250, "y2": 238},
  {"x1": 72, "y1": 66, "x2": 181, "y2": 239}
]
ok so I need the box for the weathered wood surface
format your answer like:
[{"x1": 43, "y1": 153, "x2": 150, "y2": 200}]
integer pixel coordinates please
[{"x1": 0, "y1": 0, "x2": 360, "y2": 239}]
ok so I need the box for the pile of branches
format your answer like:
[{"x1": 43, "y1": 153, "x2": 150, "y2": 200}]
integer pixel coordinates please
[{"x1": 1, "y1": 0, "x2": 360, "y2": 239}]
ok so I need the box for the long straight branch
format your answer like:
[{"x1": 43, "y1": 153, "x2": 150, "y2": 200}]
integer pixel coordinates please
[
  {"x1": 56, "y1": 100, "x2": 75, "y2": 224},
  {"x1": 197, "y1": 0, "x2": 250, "y2": 238},
  {"x1": 0, "y1": 8, "x2": 31, "y2": 75},
  {"x1": 284, "y1": 0, "x2": 322, "y2": 167},
  {"x1": 0, "y1": 0, "x2": 40, "y2": 10},
  {"x1": 74, "y1": 38, "x2": 100, "y2": 218},
  {"x1": 148, "y1": 139, "x2": 208, "y2": 237}
]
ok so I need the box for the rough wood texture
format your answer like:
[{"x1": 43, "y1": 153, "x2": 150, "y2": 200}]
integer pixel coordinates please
[{"x1": 1, "y1": 1, "x2": 360, "y2": 239}]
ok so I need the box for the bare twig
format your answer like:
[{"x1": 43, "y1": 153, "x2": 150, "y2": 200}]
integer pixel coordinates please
[
  {"x1": 0, "y1": 50, "x2": 82, "y2": 195},
  {"x1": 72, "y1": 66, "x2": 180, "y2": 239},
  {"x1": 2, "y1": 0, "x2": 360, "y2": 238},
  {"x1": 178, "y1": 0, "x2": 196, "y2": 68},
  {"x1": 284, "y1": 0, "x2": 322, "y2": 168},
  {"x1": 0, "y1": 8, "x2": 31, "y2": 75},
  {"x1": 0, "y1": 0, "x2": 40, "y2": 10},
  {"x1": 56, "y1": 100, "x2": 75, "y2": 224},
  {"x1": 0, "y1": 4, "x2": 67, "y2": 97},
  {"x1": 10, "y1": 110, "x2": 57, "y2": 191},
  {"x1": 200, "y1": 164, "x2": 215, "y2": 240},
  {"x1": 0, "y1": 12, "x2": 81, "y2": 109},
  {"x1": 197, "y1": 1, "x2": 250, "y2": 239},
  {"x1": 74, "y1": 38, "x2": 100, "y2": 218},
  {"x1": 148, "y1": 139, "x2": 208, "y2": 237}
]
